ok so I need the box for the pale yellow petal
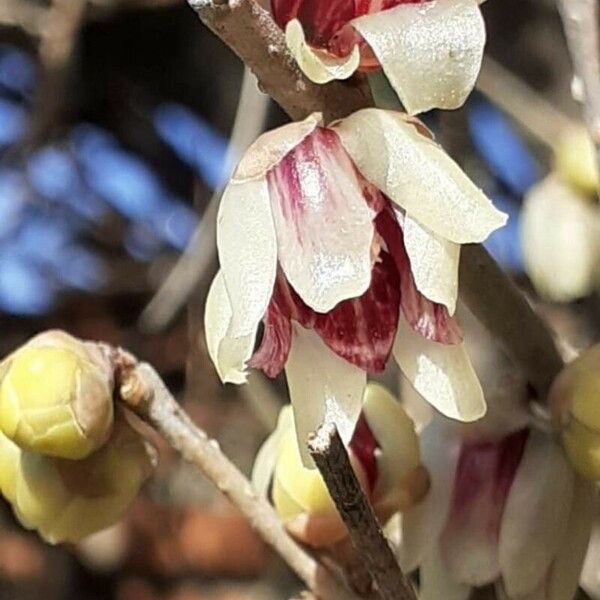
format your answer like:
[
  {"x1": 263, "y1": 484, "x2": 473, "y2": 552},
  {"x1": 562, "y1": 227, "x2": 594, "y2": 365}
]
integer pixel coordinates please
[
  {"x1": 393, "y1": 317, "x2": 485, "y2": 422},
  {"x1": 333, "y1": 109, "x2": 507, "y2": 243},
  {"x1": 285, "y1": 19, "x2": 360, "y2": 85},
  {"x1": 351, "y1": 0, "x2": 485, "y2": 115}
]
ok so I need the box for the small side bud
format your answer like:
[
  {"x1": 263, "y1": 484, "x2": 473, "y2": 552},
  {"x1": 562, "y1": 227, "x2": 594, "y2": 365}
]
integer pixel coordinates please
[
  {"x1": 2, "y1": 412, "x2": 155, "y2": 545},
  {"x1": 555, "y1": 126, "x2": 599, "y2": 197},
  {"x1": 550, "y1": 344, "x2": 600, "y2": 480},
  {"x1": 0, "y1": 331, "x2": 114, "y2": 460}
]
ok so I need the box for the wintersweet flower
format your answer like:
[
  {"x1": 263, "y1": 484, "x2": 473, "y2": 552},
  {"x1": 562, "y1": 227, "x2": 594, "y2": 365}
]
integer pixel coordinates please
[
  {"x1": 272, "y1": 0, "x2": 487, "y2": 114},
  {"x1": 205, "y1": 108, "x2": 506, "y2": 464},
  {"x1": 398, "y1": 418, "x2": 596, "y2": 600},
  {"x1": 252, "y1": 383, "x2": 428, "y2": 547}
]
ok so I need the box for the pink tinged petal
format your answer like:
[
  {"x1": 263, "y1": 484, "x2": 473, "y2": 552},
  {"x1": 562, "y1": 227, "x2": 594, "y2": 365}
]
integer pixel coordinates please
[
  {"x1": 234, "y1": 113, "x2": 322, "y2": 182},
  {"x1": 333, "y1": 109, "x2": 508, "y2": 243},
  {"x1": 204, "y1": 271, "x2": 257, "y2": 384},
  {"x1": 403, "y1": 214, "x2": 461, "y2": 316},
  {"x1": 349, "y1": 413, "x2": 379, "y2": 493},
  {"x1": 440, "y1": 430, "x2": 529, "y2": 587},
  {"x1": 398, "y1": 418, "x2": 460, "y2": 572},
  {"x1": 285, "y1": 323, "x2": 367, "y2": 467},
  {"x1": 547, "y1": 478, "x2": 595, "y2": 600},
  {"x1": 376, "y1": 207, "x2": 461, "y2": 345},
  {"x1": 217, "y1": 178, "x2": 277, "y2": 339},
  {"x1": 420, "y1": 546, "x2": 471, "y2": 600},
  {"x1": 351, "y1": 0, "x2": 485, "y2": 115},
  {"x1": 267, "y1": 127, "x2": 377, "y2": 313},
  {"x1": 285, "y1": 20, "x2": 360, "y2": 84},
  {"x1": 393, "y1": 316, "x2": 485, "y2": 422},
  {"x1": 499, "y1": 431, "x2": 576, "y2": 598}
]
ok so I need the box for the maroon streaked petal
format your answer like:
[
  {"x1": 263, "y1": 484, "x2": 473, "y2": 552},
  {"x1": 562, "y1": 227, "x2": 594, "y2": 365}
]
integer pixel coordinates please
[
  {"x1": 375, "y1": 206, "x2": 462, "y2": 345},
  {"x1": 349, "y1": 413, "x2": 379, "y2": 493},
  {"x1": 439, "y1": 430, "x2": 529, "y2": 586}
]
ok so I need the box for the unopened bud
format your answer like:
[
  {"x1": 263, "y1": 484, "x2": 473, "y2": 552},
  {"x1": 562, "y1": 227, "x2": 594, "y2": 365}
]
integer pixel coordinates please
[
  {"x1": 550, "y1": 344, "x2": 600, "y2": 480},
  {"x1": 0, "y1": 331, "x2": 114, "y2": 460},
  {"x1": 1, "y1": 412, "x2": 155, "y2": 544},
  {"x1": 555, "y1": 126, "x2": 599, "y2": 197}
]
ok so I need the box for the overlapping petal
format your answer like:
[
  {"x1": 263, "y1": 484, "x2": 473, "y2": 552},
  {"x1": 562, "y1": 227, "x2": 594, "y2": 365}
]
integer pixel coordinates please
[
  {"x1": 420, "y1": 547, "x2": 472, "y2": 600},
  {"x1": 333, "y1": 109, "x2": 507, "y2": 244},
  {"x1": 352, "y1": 0, "x2": 485, "y2": 114}
]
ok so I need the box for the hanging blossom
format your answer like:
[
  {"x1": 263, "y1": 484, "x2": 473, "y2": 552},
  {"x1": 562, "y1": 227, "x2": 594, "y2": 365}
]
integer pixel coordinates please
[
  {"x1": 205, "y1": 108, "x2": 506, "y2": 465},
  {"x1": 398, "y1": 416, "x2": 596, "y2": 600},
  {"x1": 271, "y1": 0, "x2": 487, "y2": 114},
  {"x1": 252, "y1": 383, "x2": 428, "y2": 547}
]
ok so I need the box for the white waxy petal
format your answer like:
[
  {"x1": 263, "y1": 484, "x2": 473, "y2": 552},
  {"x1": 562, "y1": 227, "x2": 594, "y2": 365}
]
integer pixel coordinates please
[
  {"x1": 403, "y1": 213, "x2": 461, "y2": 314},
  {"x1": 267, "y1": 127, "x2": 376, "y2": 313},
  {"x1": 217, "y1": 178, "x2": 277, "y2": 339},
  {"x1": 251, "y1": 406, "x2": 295, "y2": 497},
  {"x1": 285, "y1": 324, "x2": 366, "y2": 467},
  {"x1": 333, "y1": 109, "x2": 507, "y2": 243},
  {"x1": 393, "y1": 316, "x2": 485, "y2": 422},
  {"x1": 499, "y1": 431, "x2": 575, "y2": 598},
  {"x1": 351, "y1": 0, "x2": 485, "y2": 115},
  {"x1": 234, "y1": 113, "x2": 322, "y2": 182},
  {"x1": 204, "y1": 271, "x2": 259, "y2": 385},
  {"x1": 547, "y1": 479, "x2": 595, "y2": 600},
  {"x1": 420, "y1": 546, "x2": 471, "y2": 600},
  {"x1": 398, "y1": 418, "x2": 460, "y2": 572},
  {"x1": 285, "y1": 19, "x2": 360, "y2": 85},
  {"x1": 580, "y1": 518, "x2": 600, "y2": 599},
  {"x1": 521, "y1": 175, "x2": 600, "y2": 303}
]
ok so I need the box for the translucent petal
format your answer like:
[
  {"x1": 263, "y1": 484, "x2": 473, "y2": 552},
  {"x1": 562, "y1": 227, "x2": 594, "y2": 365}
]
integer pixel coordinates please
[
  {"x1": 334, "y1": 109, "x2": 507, "y2": 243},
  {"x1": 217, "y1": 178, "x2": 277, "y2": 339},
  {"x1": 285, "y1": 323, "x2": 366, "y2": 467},
  {"x1": 267, "y1": 127, "x2": 376, "y2": 313},
  {"x1": 352, "y1": 0, "x2": 485, "y2": 114},
  {"x1": 393, "y1": 317, "x2": 485, "y2": 422},
  {"x1": 285, "y1": 20, "x2": 360, "y2": 84},
  {"x1": 499, "y1": 431, "x2": 575, "y2": 598}
]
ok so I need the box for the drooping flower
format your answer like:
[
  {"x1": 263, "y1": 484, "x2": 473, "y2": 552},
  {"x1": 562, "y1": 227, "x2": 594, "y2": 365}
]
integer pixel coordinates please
[
  {"x1": 252, "y1": 383, "x2": 428, "y2": 547},
  {"x1": 205, "y1": 108, "x2": 506, "y2": 464},
  {"x1": 271, "y1": 0, "x2": 487, "y2": 114},
  {"x1": 398, "y1": 417, "x2": 596, "y2": 600}
]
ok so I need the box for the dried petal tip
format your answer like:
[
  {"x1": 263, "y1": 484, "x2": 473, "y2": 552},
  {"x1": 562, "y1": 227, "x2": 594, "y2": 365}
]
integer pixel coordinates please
[
  {"x1": 549, "y1": 344, "x2": 600, "y2": 480},
  {"x1": 0, "y1": 413, "x2": 155, "y2": 545},
  {"x1": 0, "y1": 331, "x2": 114, "y2": 460}
]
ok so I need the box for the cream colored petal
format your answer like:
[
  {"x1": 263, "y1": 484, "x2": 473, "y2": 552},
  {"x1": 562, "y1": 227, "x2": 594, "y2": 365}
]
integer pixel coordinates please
[
  {"x1": 580, "y1": 518, "x2": 600, "y2": 599},
  {"x1": 548, "y1": 479, "x2": 595, "y2": 600},
  {"x1": 420, "y1": 546, "x2": 471, "y2": 600},
  {"x1": 285, "y1": 324, "x2": 366, "y2": 468},
  {"x1": 285, "y1": 19, "x2": 360, "y2": 85},
  {"x1": 398, "y1": 418, "x2": 460, "y2": 572},
  {"x1": 217, "y1": 177, "x2": 277, "y2": 339},
  {"x1": 499, "y1": 431, "x2": 575, "y2": 598},
  {"x1": 203, "y1": 271, "x2": 257, "y2": 385},
  {"x1": 403, "y1": 213, "x2": 461, "y2": 314},
  {"x1": 251, "y1": 406, "x2": 294, "y2": 497},
  {"x1": 333, "y1": 109, "x2": 507, "y2": 243},
  {"x1": 521, "y1": 175, "x2": 600, "y2": 303},
  {"x1": 234, "y1": 113, "x2": 322, "y2": 182},
  {"x1": 351, "y1": 0, "x2": 485, "y2": 115},
  {"x1": 393, "y1": 316, "x2": 485, "y2": 422}
]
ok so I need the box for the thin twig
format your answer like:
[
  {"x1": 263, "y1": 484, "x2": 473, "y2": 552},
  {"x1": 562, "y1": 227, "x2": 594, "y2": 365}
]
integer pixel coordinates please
[
  {"x1": 557, "y1": 0, "x2": 600, "y2": 180},
  {"x1": 113, "y1": 351, "x2": 359, "y2": 600},
  {"x1": 308, "y1": 423, "x2": 417, "y2": 600},
  {"x1": 186, "y1": 0, "x2": 565, "y2": 401}
]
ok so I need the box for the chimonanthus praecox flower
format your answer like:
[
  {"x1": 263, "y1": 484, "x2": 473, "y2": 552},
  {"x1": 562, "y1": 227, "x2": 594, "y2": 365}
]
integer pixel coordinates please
[
  {"x1": 205, "y1": 108, "x2": 506, "y2": 464},
  {"x1": 252, "y1": 383, "x2": 428, "y2": 547},
  {"x1": 272, "y1": 0, "x2": 486, "y2": 114},
  {"x1": 398, "y1": 417, "x2": 596, "y2": 600}
]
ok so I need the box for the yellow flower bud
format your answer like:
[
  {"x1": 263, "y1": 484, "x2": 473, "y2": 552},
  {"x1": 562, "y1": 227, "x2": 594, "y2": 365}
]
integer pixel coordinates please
[
  {"x1": 0, "y1": 331, "x2": 114, "y2": 460},
  {"x1": 1, "y1": 412, "x2": 155, "y2": 544},
  {"x1": 258, "y1": 383, "x2": 426, "y2": 548},
  {"x1": 555, "y1": 126, "x2": 599, "y2": 197},
  {"x1": 550, "y1": 344, "x2": 600, "y2": 480}
]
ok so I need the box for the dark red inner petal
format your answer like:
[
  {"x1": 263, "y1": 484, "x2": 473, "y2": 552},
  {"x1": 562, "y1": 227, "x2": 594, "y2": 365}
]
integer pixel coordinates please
[
  {"x1": 349, "y1": 413, "x2": 380, "y2": 493},
  {"x1": 375, "y1": 206, "x2": 463, "y2": 345}
]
